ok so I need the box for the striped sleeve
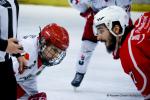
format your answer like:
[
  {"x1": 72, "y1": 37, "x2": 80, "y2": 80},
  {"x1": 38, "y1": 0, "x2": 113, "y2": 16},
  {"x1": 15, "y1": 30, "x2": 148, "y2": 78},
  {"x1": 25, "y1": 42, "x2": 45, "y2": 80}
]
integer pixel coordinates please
[{"x1": 0, "y1": 0, "x2": 19, "y2": 52}]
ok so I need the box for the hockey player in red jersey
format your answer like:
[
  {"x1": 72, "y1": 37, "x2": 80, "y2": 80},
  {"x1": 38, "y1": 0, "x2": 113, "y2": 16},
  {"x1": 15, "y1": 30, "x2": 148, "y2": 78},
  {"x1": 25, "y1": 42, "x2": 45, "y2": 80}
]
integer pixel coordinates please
[
  {"x1": 13, "y1": 23, "x2": 69, "y2": 100},
  {"x1": 94, "y1": 6, "x2": 150, "y2": 99},
  {"x1": 68, "y1": 0, "x2": 132, "y2": 88}
]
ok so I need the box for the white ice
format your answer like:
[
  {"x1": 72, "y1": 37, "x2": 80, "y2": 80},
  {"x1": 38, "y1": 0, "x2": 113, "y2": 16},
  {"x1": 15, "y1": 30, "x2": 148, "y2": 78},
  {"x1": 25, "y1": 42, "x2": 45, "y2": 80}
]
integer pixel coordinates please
[{"x1": 18, "y1": 5, "x2": 144, "y2": 100}]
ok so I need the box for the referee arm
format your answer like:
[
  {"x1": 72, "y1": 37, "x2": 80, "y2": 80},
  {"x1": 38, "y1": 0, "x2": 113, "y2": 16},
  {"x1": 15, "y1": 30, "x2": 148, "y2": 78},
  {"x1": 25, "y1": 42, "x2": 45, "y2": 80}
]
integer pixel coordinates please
[{"x1": 0, "y1": 38, "x2": 23, "y2": 54}]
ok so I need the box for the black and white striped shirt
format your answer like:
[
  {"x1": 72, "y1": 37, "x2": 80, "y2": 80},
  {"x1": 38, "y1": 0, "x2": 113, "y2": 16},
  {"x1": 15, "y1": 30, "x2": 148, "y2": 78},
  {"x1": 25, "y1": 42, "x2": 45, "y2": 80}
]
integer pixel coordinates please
[{"x1": 0, "y1": 0, "x2": 19, "y2": 62}]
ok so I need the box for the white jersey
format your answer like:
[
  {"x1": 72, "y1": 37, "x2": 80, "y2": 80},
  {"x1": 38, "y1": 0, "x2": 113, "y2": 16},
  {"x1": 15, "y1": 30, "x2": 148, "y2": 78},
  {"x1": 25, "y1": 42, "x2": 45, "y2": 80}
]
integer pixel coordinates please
[
  {"x1": 69, "y1": 0, "x2": 132, "y2": 15},
  {"x1": 12, "y1": 35, "x2": 46, "y2": 98},
  {"x1": 13, "y1": 34, "x2": 46, "y2": 82}
]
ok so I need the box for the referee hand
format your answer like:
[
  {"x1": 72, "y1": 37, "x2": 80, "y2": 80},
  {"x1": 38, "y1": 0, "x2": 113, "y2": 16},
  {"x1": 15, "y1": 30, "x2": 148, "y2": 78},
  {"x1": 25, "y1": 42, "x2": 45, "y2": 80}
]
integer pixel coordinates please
[{"x1": 6, "y1": 38, "x2": 24, "y2": 54}]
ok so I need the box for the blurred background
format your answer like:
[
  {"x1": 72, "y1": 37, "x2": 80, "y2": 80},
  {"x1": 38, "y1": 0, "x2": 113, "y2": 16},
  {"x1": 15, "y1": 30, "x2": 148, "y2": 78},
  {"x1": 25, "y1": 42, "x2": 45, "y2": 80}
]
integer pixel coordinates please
[{"x1": 18, "y1": 0, "x2": 150, "y2": 11}]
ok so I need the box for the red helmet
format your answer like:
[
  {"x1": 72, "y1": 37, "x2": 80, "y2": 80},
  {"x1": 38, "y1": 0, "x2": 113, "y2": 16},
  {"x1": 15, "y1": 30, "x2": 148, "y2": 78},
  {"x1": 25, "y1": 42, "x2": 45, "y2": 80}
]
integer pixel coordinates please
[
  {"x1": 39, "y1": 23, "x2": 69, "y2": 66},
  {"x1": 40, "y1": 23, "x2": 69, "y2": 51}
]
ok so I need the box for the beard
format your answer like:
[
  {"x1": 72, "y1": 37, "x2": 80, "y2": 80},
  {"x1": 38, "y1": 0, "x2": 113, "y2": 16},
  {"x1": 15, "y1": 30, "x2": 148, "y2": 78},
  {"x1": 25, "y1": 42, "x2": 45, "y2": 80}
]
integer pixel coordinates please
[{"x1": 105, "y1": 34, "x2": 116, "y2": 53}]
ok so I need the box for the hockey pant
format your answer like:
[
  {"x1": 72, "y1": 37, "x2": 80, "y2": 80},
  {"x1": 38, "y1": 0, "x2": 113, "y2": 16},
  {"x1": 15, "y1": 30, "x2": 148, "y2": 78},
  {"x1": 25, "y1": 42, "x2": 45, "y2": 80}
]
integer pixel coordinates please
[
  {"x1": 76, "y1": 40, "x2": 97, "y2": 74},
  {"x1": 17, "y1": 78, "x2": 39, "y2": 100}
]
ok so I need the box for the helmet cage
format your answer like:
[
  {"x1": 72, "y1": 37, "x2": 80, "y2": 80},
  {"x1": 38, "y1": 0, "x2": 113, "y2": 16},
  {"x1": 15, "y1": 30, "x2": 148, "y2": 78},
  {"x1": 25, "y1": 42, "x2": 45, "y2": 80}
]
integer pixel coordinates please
[{"x1": 39, "y1": 31, "x2": 66, "y2": 66}]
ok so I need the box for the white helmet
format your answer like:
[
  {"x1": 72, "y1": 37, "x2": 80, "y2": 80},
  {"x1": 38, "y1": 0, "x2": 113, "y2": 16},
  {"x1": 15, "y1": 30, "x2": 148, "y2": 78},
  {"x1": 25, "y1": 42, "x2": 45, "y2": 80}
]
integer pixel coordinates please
[{"x1": 94, "y1": 6, "x2": 129, "y2": 37}]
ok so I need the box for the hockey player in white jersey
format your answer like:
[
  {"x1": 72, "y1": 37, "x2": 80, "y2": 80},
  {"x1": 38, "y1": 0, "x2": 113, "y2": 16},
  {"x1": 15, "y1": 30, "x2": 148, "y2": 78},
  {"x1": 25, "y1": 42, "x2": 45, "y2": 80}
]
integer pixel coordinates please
[
  {"x1": 68, "y1": 0, "x2": 132, "y2": 88},
  {"x1": 13, "y1": 23, "x2": 69, "y2": 100}
]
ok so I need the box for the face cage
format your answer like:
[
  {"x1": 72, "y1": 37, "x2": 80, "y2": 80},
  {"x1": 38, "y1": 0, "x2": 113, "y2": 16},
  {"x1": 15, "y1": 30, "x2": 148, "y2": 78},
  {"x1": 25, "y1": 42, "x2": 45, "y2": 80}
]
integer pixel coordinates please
[
  {"x1": 40, "y1": 47, "x2": 66, "y2": 66},
  {"x1": 39, "y1": 37, "x2": 66, "y2": 66}
]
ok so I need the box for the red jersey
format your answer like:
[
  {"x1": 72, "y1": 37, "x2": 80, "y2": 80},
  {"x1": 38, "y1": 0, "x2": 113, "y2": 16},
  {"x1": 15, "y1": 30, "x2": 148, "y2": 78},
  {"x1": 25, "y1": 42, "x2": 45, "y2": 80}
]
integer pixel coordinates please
[{"x1": 119, "y1": 12, "x2": 150, "y2": 98}]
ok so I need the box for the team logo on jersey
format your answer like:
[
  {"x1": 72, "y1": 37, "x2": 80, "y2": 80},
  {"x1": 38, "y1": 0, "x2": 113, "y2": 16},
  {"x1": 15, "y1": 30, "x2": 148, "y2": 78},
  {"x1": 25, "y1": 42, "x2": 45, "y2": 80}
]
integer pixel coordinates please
[
  {"x1": 131, "y1": 34, "x2": 145, "y2": 44},
  {"x1": 20, "y1": 74, "x2": 33, "y2": 81},
  {"x1": 23, "y1": 35, "x2": 36, "y2": 39}
]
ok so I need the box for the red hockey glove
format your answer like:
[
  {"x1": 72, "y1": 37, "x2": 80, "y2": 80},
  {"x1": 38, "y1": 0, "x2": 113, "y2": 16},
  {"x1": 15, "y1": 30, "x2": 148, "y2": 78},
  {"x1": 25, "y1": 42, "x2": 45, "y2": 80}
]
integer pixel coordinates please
[{"x1": 28, "y1": 92, "x2": 47, "y2": 100}]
